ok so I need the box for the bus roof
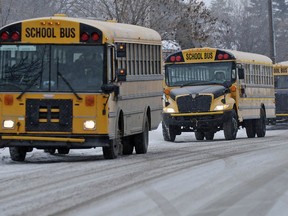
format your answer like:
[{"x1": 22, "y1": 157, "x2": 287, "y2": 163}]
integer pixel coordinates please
[
  {"x1": 275, "y1": 61, "x2": 288, "y2": 66},
  {"x1": 222, "y1": 49, "x2": 272, "y2": 65},
  {"x1": 1, "y1": 15, "x2": 162, "y2": 45}
]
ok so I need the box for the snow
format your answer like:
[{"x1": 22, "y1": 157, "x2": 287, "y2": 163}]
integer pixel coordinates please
[{"x1": 1, "y1": 124, "x2": 288, "y2": 215}]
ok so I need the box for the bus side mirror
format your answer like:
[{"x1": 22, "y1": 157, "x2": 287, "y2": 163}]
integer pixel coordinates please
[
  {"x1": 238, "y1": 68, "x2": 245, "y2": 79},
  {"x1": 101, "y1": 83, "x2": 119, "y2": 95},
  {"x1": 116, "y1": 44, "x2": 126, "y2": 58},
  {"x1": 117, "y1": 69, "x2": 126, "y2": 82}
]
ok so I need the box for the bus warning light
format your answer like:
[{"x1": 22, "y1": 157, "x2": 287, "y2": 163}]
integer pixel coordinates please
[
  {"x1": 1, "y1": 32, "x2": 9, "y2": 41},
  {"x1": 11, "y1": 32, "x2": 20, "y2": 41},
  {"x1": 81, "y1": 32, "x2": 90, "y2": 42},
  {"x1": 91, "y1": 32, "x2": 100, "y2": 41},
  {"x1": 176, "y1": 56, "x2": 182, "y2": 62}
]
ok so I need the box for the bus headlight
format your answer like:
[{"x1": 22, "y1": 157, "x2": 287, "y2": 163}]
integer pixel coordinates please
[
  {"x1": 164, "y1": 107, "x2": 176, "y2": 113},
  {"x1": 214, "y1": 104, "x2": 230, "y2": 111},
  {"x1": 3, "y1": 120, "x2": 15, "y2": 129},
  {"x1": 84, "y1": 120, "x2": 96, "y2": 130}
]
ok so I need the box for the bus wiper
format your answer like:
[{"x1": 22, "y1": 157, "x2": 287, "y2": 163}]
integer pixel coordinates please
[
  {"x1": 17, "y1": 73, "x2": 41, "y2": 100},
  {"x1": 57, "y1": 71, "x2": 82, "y2": 100}
]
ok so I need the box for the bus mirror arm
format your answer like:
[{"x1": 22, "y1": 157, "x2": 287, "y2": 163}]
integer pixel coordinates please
[{"x1": 238, "y1": 68, "x2": 245, "y2": 79}]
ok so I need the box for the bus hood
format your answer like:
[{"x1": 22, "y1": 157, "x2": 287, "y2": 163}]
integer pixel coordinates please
[{"x1": 170, "y1": 85, "x2": 226, "y2": 100}]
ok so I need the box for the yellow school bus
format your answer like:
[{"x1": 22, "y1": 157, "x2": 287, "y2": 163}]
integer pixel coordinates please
[
  {"x1": 273, "y1": 61, "x2": 288, "y2": 123},
  {"x1": 0, "y1": 15, "x2": 163, "y2": 161},
  {"x1": 162, "y1": 47, "x2": 275, "y2": 141}
]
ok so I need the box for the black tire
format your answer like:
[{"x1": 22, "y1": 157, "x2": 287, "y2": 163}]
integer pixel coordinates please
[
  {"x1": 57, "y1": 148, "x2": 70, "y2": 154},
  {"x1": 223, "y1": 110, "x2": 238, "y2": 140},
  {"x1": 135, "y1": 118, "x2": 149, "y2": 154},
  {"x1": 162, "y1": 121, "x2": 176, "y2": 142},
  {"x1": 122, "y1": 136, "x2": 134, "y2": 155},
  {"x1": 195, "y1": 132, "x2": 205, "y2": 140},
  {"x1": 205, "y1": 132, "x2": 214, "y2": 140},
  {"x1": 103, "y1": 130, "x2": 120, "y2": 159},
  {"x1": 245, "y1": 120, "x2": 256, "y2": 138},
  {"x1": 255, "y1": 108, "x2": 266, "y2": 137},
  {"x1": 9, "y1": 147, "x2": 27, "y2": 162},
  {"x1": 44, "y1": 148, "x2": 56, "y2": 154}
]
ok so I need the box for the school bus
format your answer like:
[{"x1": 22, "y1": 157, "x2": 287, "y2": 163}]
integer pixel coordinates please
[
  {"x1": 162, "y1": 47, "x2": 275, "y2": 141},
  {"x1": 0, "y1": 15, "x2": 163, "y2": 161},
  {"x1": 273, "y1": 61, "x2": 288, "y2": 123}
]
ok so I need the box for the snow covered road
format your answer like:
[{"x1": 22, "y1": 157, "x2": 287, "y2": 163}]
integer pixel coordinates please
[{"x1": 1, "y1": 124, "x2": 288, "y2": 216}]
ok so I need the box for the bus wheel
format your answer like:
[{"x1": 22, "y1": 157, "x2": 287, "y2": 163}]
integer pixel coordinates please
[
  {"x1": 245, "y1": 120, "x2": 256, "y2": 138},
  {"x1": 255, "y1": 108, "x2": 266, "y2": 137},
  {"x1": 205, "y1": 132, "x2": 214, "y2": 140},
  {"x1": 57, "y1": 148, "x2": 70, "y2": 154},
  {"x1": 135, "y1": 118, "x2": 149, "y2": 154},
  {"x1": 195, "y1": 132, "x2": 205, "y2": 140},
  {"x1": 9, "y1": 147, "x2": 27, "y2": 162},
  {"x1": 103, "y1": 131, "x2": 120, "y2": 159},
  {"x1": 122, "y1": 136, "x2": 134, "y2": 155},
  {"x1": 44, "y1": 148, "x2": 56, "y2": 154},
  {"x1": 223, "y1": 110, "x2": 238, "y2": 140},
  {"x1": 162, "y1": 121, "x2": 176, "y2": 142}
]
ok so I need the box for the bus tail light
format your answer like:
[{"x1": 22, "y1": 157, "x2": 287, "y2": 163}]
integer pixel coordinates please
[
  {"x1": 4, "y1": 95, "x2": 13, "y2": 105},
  {"x1": 85, "y1": 95, "x2": 95, "y2": 106}
]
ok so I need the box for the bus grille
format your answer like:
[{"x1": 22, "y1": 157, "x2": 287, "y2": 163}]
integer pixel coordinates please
[
  {"x1": 26, "y1": 99, "x2": 73, "y2": 132},
  {"x1": 176, "y1": 95, "x2": 211, "y2": 113}
]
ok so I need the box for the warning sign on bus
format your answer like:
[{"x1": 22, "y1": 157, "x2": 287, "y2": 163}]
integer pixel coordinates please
[
  {"x1": 22, "y1": 20, "x2": 79, "y2": 43},
  {"x1": 183, "y1": 49, "x2": 216, "y2": 63}
]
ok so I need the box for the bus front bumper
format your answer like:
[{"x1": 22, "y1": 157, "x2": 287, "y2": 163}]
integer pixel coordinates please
[
  {"x1": 162, "y1": 110, "x2": 233, "y2": 131},
  {"x1": 0, "y1": 134, "x2": 110, "y2": 148}
]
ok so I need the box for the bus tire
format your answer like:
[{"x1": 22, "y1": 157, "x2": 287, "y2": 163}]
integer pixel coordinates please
[
  {"x1": 103, "y1": 129, "x2": 120, "y2": 159},
  {"x1": 255, "y1": 108, "x2": 266, "y2": 137},
  {"x1": 162, "y1": 121, "x2": 176, "y2": 142},
  {"x1": 245, "y1": 120, "x2": 256, "y2": 138},
  {"x1": 58, "y1": 148, "x2": 70, "y2": 154},
  {"x1": 195, "y1": 132, "x2": 205, "y2": 140},
  {"x1": 122, "y1": 136, "x2": 134, "y2": 155},
  {"x1": 44, "y1": 148, "x2": 56, "y2": 154},
  {"x1": 205, "y1": 132, "x2": 214, "y2": 140},
  {"x1": 135, "y1": 118, "x2": 149, "y2": 154},
  {"x1": 223, "y1": 110, "x2": 238, "y2": 140},
  {"x1": 9, "y1": 147, "x2": 27, "y2": 162}
]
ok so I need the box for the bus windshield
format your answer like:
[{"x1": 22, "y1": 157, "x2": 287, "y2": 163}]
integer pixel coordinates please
[
  {"x1": 0, "y1": 44, "x2": 104, "y2": 92},
  {"x1": 274, "y1": 75, "x2": 288, "y2": 89},
  {"x1": 165, "y1": 62, "x2": 234, "y2": 87}
]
